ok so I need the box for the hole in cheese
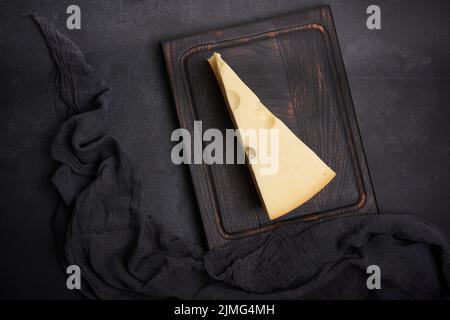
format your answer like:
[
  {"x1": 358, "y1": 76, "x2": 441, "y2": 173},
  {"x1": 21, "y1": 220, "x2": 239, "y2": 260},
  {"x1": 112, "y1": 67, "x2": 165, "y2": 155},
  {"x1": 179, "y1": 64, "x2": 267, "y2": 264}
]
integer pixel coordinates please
[
  {"x1": 226, "y1": 90, "x2": 240, "y2": 111},
  {"x1": 255, "y1": 108, "x2": 276, "y2": 129},
  {"x1": 245, "y1": 146, "x2": 256, "y2": 160}
]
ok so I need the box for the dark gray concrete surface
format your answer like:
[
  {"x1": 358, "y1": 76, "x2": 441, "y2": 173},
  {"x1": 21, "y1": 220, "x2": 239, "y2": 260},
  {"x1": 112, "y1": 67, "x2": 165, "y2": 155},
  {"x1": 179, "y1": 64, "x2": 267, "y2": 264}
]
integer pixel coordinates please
[{"x1": 0, "y1": 0, "x2": 449, "y2": 299}]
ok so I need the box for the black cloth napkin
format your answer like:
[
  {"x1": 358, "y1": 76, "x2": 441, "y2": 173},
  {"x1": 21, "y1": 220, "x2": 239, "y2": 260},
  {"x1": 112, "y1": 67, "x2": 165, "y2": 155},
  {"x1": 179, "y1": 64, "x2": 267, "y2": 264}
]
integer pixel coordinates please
[{"x1": 32, "y1": 14, "x2": 450, "y2": 299}]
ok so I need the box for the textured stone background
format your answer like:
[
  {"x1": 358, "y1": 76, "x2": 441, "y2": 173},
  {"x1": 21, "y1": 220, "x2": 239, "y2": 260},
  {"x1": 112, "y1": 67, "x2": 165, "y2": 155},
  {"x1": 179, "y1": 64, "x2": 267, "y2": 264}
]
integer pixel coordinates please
[{"x1": 0, "y1": 0, "x2": 449, "y2": 299}]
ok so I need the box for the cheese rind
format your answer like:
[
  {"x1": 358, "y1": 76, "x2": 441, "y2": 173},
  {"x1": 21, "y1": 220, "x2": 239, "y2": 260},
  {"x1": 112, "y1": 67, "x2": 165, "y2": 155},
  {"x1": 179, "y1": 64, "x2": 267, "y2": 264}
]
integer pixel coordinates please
[{"x1": 208, "y1": 53, "x2": 336, "y2": 220}]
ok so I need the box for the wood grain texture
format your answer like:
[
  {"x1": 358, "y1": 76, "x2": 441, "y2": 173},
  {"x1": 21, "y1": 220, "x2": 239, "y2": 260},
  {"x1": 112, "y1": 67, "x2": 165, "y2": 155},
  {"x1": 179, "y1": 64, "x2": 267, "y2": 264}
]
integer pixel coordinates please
[{"x1": 162, "y1": 5, "x2": 378, "y2": 248}]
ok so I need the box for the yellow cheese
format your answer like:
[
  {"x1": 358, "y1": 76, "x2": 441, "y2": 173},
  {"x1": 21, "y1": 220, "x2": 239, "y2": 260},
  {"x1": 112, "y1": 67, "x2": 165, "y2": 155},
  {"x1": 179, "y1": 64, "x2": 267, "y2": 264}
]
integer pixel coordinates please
[{"x1": 208, "y1": 52, "x2": 336, "y2": 220}]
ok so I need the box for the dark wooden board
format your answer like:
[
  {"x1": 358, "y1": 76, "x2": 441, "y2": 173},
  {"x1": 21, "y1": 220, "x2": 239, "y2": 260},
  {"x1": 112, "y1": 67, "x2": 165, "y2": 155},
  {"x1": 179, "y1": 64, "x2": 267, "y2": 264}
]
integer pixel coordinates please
[{"x1": 162, "y1": 5, "x2": 378, "y2": 248}]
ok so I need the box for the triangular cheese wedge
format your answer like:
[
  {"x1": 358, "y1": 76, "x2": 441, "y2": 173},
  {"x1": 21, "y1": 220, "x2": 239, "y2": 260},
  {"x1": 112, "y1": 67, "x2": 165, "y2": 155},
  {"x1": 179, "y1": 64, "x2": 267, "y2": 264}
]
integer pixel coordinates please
[{"x1": 208, "y1": 52, "x2": 336, "y2": 220}]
